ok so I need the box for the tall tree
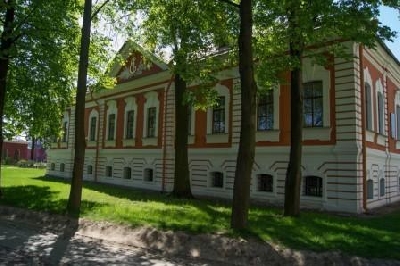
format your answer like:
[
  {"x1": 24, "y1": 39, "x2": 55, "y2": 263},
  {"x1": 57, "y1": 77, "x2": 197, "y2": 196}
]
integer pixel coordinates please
[
  {"x1": 0, "y1": 0, "x2": 81, "y2": 196},
  {"x1": 136, "y1": 0, "x2": 234, "y2": 198},
  {"x1": 66, "y1": 0, "x2": 92, "y2": 216},
  {"x1": 0, "y1": 0, "x2": 16, "y2": 197},
  {"x1": 254, "y1": 0, "x2": 398, "y2": 216},
  {"x1": 230, "y1": 0, "x2": 258, "y2": 229}
]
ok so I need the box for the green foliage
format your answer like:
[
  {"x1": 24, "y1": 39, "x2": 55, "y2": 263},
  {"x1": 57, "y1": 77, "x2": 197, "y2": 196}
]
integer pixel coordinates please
[
  {"x1": 2, "y1": 0, "x2": 81, "y2": 141},
  {"x1": 126, "y1": 0, "x2": 238, "y2": 104},
  {"x1": 1, "y1": 166, "x2": 400, "y2": 260},
  {"x1": 253, "y1": 0, "x2": 399, "y2": 86}
]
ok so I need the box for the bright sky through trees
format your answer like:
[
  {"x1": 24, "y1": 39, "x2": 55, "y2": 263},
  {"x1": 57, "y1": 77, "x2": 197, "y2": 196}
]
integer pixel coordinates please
[{"x1": 379, "y1": 6, "x2": 400, "y2": 60}]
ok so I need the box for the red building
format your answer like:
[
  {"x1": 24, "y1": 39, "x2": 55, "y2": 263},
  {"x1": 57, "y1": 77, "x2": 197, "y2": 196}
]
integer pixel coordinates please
[{"x1": 2, "y1": 140, "x2": 28, "y2": 164}]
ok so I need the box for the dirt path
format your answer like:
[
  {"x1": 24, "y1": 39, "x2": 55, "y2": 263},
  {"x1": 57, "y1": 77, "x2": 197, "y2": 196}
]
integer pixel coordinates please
[{"x1": 0, "y1": 206, "x2": 399, "y2": 266}]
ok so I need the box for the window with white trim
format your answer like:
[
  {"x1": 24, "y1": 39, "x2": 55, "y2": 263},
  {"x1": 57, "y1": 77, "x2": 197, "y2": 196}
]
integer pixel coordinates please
[
  {"x1": 106, "y1": 100, "x2": 117, "y2": 143},
  {"x1": 375, "y1": 79, "x2": 385, "y2": 135},
  {"x1": 88, "y1": 109, "x2": 99, "y2": 142},
  {"x1": 124, "y1": 96, "x2": 137, "y2": 141},
  {"x1": 212, "y1": 96, "x2": 225, "y2": 133},
  {"x1": 143, "y1": 91, "x2": 159, "y2": 139},
  {"x1": 257, "y1": 90, "x2": 274, "y2": 131},
  {"x1": 107, "y1": 114, "x2": 116, "y2": 141},
  {"x1": 303, "y1": 81, "x2": 323, "y2": 128},
  {"x1": 365, "y1": 83, "x2": 373, "y2": 131},
  {"x1": 207, "y1": 84, "x2": 230, "y2": 139},
  {"x1": 364, "y1": 68, "x2": 375, "y2": 131}
]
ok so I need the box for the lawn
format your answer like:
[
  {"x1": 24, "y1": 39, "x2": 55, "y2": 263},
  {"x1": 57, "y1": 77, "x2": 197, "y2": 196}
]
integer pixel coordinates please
[{"x1": 1, "y1": 166, "x2": 399, "y2": 260}]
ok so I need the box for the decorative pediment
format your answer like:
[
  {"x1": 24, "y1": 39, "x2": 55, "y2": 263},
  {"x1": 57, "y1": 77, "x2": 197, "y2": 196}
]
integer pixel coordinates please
[{"x1": 110, "y1": 41, "x2": 168, "y2": 84}]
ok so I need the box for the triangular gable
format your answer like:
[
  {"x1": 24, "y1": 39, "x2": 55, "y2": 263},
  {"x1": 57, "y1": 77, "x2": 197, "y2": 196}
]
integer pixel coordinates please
[{"x1": 109, "y1": 40, "x2": 168, "y2": 84}]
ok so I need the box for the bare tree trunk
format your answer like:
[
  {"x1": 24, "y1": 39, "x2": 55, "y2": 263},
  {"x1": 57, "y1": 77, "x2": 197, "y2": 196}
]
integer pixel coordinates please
[
  {"x1": 0, "y1": 0, "x2": 16, "y2": 198},
  {"x1": 231, "y1": 0, "x2": 257, "y2": 230},
  {"x1": 172, "y1": 72, "x2": 193, "y2": 198},
  {"x1": 284, "y1": 3, "x2": 303, "y2": 217},
  {"x1": 66, "y1": 0, "x2": 92, "y2": 217}
]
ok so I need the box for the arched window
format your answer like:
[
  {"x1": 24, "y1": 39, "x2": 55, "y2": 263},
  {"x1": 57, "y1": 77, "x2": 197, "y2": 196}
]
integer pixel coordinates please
[
  {"x1": 257, "y1": 174, "x2": 273, "y2": 192},
  {"x1": 375, "y1": 79, "x2": 385, "y2": 135},
  {"x1": 88, "y1": 109, "x2": 99, "y2": 142},
  {"x1": 367, "y1": 179, "x2": 374, "y2": 199},
  {"x1": 106, "y1": 100, "x2": 117, "y2": 144},
  {"x1": 304, "y1": 176, "x2": 323, "y2": 197},
  {"x1": 60, "y1": 163, "x2": 65, "y2": 172},
  {"x1": 50, "y1": 163, "x2": 55, "y2": 171},
  {"x1": 365, "y1": 83, "x2": 373, "y2": 131}
]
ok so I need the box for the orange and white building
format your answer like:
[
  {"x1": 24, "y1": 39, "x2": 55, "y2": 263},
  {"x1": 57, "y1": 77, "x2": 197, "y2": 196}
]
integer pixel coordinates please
[{"x1": 47, "y1": 41, "x2": 400, "y2": 213}]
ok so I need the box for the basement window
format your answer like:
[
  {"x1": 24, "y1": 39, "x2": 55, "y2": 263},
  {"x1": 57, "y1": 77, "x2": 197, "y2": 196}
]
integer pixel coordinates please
[
  {"x1": 106, "y1": 166, "x2": 112, "y2": 177},
  {"x1": 124, "y1": 167, "x2": 132, "y2": 179},
  {"x1": 210, "y1": 172, "x2": 224, "y2": 188},
  {"x1": 257, "y1": 174, "x2": 273, "y2": 192},
  {"x1": 144, "y1": 168, "x2": 154, "y2": 182}
]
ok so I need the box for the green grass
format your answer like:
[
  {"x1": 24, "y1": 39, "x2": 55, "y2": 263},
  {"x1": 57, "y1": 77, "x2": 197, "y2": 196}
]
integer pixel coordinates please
[{"x1": 1, "y1": 166, "x2": 399, "y2": 260}]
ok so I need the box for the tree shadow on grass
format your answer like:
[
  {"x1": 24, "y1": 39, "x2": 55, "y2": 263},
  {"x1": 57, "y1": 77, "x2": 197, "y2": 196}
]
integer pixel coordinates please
[{"x1": 0, "y1": 184, "x2": 108, "y2": 215}]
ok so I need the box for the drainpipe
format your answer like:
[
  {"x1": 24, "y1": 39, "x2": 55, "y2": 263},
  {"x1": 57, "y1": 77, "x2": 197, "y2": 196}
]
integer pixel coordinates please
[
  {"x1": 359, "y1": 44, "x2": 367, "y2": 212},
  {"x1": 162, "y1": 75, "x2": 175, "y2": 192}
]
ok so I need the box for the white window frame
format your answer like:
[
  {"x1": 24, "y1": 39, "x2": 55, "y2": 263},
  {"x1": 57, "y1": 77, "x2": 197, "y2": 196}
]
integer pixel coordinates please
[
  {"x1": 256, "y1": 87, "x2": 280, "y2": 142},
  {"x1": 87, "y1": 109, "x2": 99, "y2": 147},
  {"x1": 302, "y1": 58, "x2": 331, "y2": 141},
  {"x1": 142, "y1": 91, "x2": 159, "y2": 146},
  {"x1": 123, "y1": 96, "x2": 137, "y2": 147},
  {"x1": 105, "y1": 100, "x2": 117, "y2": 147},
  {"x1": 364, "y1": 67, "x2": 375, "y2": 141},
  {"x1": 207, "y1": 83, "x2": 230, "y2": 143},
  {"x1": 375, "y1": 79, "x2": 385, "y2": 134}
]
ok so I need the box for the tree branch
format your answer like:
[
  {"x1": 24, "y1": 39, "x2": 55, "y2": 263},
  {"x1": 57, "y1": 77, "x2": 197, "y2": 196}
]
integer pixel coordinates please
[
  {"x1": 91, "y1": 0, "x2": 111, "y2": 20},
  {"x1": 217, "y1": 0, "x2": 240, "y2": 9}
]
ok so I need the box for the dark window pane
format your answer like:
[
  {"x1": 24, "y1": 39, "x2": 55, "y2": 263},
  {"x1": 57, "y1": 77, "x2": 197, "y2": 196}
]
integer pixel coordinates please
[
  {"x1": 213, "y1": 97, "x2": 225, "y2": 133},
  {"x1": 90, "y1": 117, "x2": 97, "y2": 141},
  {"x1": 258, "y1": 174, "x2": 273, "y2": 192},
  {"x1": 304, "y1": 176, "x2": 323, "y2": 197},
  {"x1": 126, "y1": 110, "x2": 135, "y2": 139},
  {"x1": 257, "y1": 90, "x2": 274, "y2": 131},
  {"x1": 303, "y1": 81, "x2": 323, "y2": 127},
  {"x1": 107, "y1": 114, "x2": 116, "y2": 141},
  {"x1": 147, "y1": 107, "x2": 157, "y2": 137}
]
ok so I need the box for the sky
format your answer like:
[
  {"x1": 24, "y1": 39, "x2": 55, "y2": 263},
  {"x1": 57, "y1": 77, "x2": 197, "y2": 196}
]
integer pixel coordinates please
[{"x1": 379, "y1": 6, "x2": 400, "y2": 60}]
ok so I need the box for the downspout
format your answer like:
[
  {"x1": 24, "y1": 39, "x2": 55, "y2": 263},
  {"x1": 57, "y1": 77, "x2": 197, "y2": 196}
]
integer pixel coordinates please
[
  {"x1": 161, "y1": 75, "x2": 175, "y2": 192},
  {"x1": 359, "y1": 44, "x2": 367, "y2": 212}
]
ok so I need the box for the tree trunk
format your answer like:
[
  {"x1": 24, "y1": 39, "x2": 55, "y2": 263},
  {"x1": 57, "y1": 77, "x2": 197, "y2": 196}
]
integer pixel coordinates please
[
  {"x1": 231, "y1": 0, "x2": 257, "y2": 230},
  {"x1": 0, "y1": 0, "x2": 16, "y2": 198},
  {"x1": 66, "y1": 0, "x2": 92, "y2": 217},
  {"x1": 30, "y1": 137, "x2": 36, "y2": 161},
  {"x1": 284, "y1": 4, "x2": 303, "y2": 217},
  {"x1": 172, "y1": 72, "x2": 193, "y2": 198}
]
